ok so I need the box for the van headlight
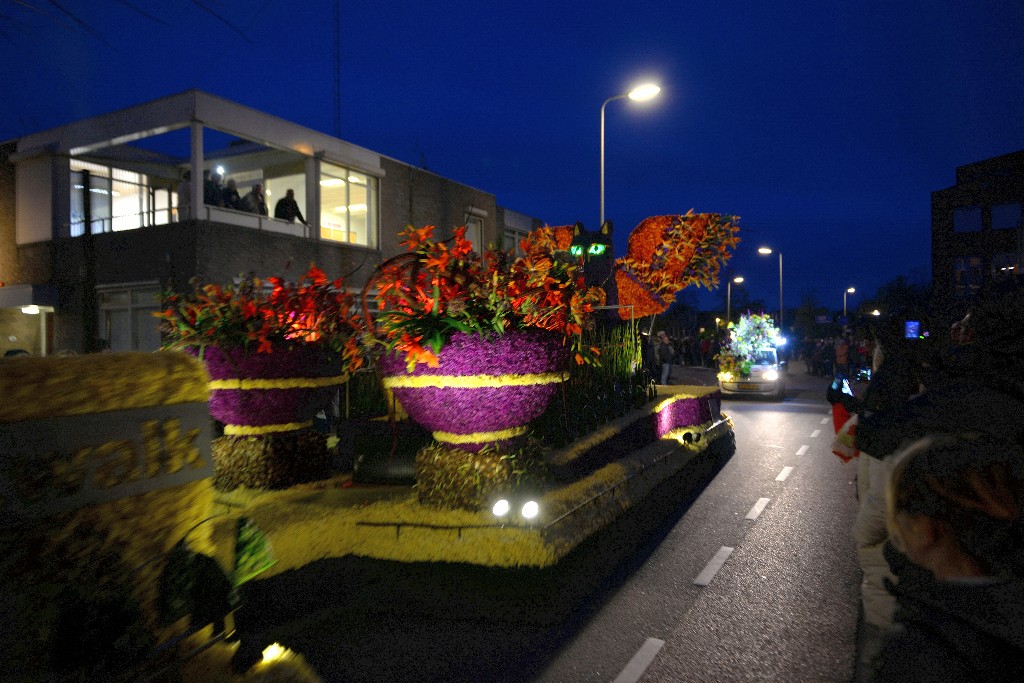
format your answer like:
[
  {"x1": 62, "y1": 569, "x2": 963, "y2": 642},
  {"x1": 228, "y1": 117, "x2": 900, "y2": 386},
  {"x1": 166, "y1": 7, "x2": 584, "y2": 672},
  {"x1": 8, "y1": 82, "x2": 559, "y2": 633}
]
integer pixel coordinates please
[{"x1": 764, "y1": 369, "x2": 779, "y2": 381}]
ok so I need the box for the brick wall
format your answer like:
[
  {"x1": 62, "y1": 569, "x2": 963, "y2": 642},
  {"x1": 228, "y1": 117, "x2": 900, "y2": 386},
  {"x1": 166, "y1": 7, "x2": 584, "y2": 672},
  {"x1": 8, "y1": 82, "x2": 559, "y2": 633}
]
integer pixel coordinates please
[{"x1": 0, "y1": 142, "x2": 16, "y2": 284}]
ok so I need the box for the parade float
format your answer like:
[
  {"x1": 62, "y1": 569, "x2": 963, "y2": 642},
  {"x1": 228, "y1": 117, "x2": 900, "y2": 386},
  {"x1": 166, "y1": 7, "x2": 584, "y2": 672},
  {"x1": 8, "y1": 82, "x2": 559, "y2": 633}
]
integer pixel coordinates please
[
  {"x1": 155, "y1": 265, "x2": 365, "y2": 489},
  {"x1": 716, "y1": 312, "x2": 786, "y2": 399}
]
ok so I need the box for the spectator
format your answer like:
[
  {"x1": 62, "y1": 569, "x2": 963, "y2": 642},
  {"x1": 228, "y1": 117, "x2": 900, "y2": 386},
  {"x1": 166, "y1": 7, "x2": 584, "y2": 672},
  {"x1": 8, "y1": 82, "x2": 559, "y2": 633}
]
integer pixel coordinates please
[
  {"x1": 656, "y1": 330, "x2": 674, "y2": 385},
  {"x1": 871, "y1": 432, "x2": 1024, "y2": 682},
  {"x1": 203, "y1": 171, "x2": 224, "y2": 207},
  {"x1": 274, "y1": 189, "x2": 307, "y2": 225},
  {"x1": 222, "y1": 178, "x2": 241, "y2": 210},
  {"x1": 241, "y1": 184, "x2": 268, "y2": 216}
]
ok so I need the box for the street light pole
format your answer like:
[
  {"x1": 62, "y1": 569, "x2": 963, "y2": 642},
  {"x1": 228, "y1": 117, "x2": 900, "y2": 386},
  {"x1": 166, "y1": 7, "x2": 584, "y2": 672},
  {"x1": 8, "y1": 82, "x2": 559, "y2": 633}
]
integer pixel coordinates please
[
  {"x1": 844, "y1": 287, "x2": 856, "y2": 317},
  {"x1": 758, "y1": 247, "x2": 783, "y2": 328},
  {"x1": 727, "y1": 276, "x2": 744, "y2": 326},
  {"x1": 600, "y1": 83, "x2": 660, "y2": 227}
]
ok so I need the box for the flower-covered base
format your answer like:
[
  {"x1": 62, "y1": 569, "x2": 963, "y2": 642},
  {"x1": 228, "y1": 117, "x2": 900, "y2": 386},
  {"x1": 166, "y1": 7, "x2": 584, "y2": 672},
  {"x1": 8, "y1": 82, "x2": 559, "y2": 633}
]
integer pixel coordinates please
[
  {"x1": 414, "y1": 441, "x2": 547, "y2": 511},
  {"x1": 212, "y1": 432, "x2": 329, "y2": 491}
]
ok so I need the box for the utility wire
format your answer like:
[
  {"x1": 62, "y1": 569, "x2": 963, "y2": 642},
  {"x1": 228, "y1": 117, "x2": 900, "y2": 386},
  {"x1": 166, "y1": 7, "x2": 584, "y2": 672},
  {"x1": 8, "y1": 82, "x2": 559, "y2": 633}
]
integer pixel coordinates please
[{"x1": 188, "y1": 0, "x2": 253, "y2": 44}]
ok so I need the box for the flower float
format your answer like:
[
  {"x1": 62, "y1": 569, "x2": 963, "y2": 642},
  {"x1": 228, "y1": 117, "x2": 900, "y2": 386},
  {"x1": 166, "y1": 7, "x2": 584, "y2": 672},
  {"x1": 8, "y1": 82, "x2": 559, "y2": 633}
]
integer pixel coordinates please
[
  {"x1": 155, "y1": 265, "x2": 364, "y2": 489},
  {"x1": 715, "y1": 312, "x2": 781, "y2": 381},
  {"x1": 364, "y1": 224, "x2": 604, "y2": 508}
]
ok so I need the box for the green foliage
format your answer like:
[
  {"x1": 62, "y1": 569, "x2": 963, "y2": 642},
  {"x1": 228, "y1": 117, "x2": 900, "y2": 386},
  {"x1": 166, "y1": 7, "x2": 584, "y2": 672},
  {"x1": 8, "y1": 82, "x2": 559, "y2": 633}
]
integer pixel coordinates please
[{"x1": 530, "y1": 322, "x2": 656, "y2": 448}]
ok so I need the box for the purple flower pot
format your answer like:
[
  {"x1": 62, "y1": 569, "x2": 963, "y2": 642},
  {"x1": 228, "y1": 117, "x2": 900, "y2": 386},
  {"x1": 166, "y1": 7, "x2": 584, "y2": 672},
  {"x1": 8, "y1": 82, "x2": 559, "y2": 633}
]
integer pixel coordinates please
[
  {"x1": 377, "y1": 330, "x2": 569, "y2": 452},
  {"x1": 194, "y1": 346, "x2": 346, "y2": 433}
]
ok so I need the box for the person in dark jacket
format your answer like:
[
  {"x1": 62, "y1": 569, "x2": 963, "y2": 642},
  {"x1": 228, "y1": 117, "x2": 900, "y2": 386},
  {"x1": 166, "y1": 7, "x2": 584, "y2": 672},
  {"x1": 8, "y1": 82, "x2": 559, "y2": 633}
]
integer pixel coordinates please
[
  {"x1": 273, "y1": 189, "x2": 307, "y2": 225},
  {"x1": 871, "y1": 432, "x2": 1024, "y2": 682}
]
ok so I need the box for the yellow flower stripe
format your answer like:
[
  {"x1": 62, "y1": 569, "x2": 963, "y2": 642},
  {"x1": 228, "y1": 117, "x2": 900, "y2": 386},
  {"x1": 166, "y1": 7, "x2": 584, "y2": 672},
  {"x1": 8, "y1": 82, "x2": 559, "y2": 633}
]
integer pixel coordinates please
[
  {"x1": 208, "y1": 374, "x2": 348, "y2": 390},
  {"x1": 382, "y1": 371, "x2": 566, "y2": 389},
  {"x1": 224, "y1": 420, "x2": 313, "y2": 435},
  {"x1": 433, "y1": 425, "x2": 528, "y2": 445}
]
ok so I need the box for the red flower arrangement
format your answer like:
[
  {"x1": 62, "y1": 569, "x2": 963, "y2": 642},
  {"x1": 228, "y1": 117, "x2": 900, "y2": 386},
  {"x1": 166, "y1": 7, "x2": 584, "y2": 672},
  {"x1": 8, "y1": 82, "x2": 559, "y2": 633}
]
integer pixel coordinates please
[
  {"x1": 155, "y1": 264, "x2": 364, "y2": 371},
  {"x1": 365, "y1": 224, "x2": 606, "y2": 370}
]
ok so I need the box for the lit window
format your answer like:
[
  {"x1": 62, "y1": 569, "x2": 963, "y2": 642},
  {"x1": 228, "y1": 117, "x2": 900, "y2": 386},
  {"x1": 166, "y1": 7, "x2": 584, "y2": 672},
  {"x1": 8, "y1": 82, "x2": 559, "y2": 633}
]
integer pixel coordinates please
[
  {"x1": 319, "y1": 163, "x2": 377, "y2": 248},
  {"x1": 991, "y1": 252, "x2": 1019, "y2": 281}
]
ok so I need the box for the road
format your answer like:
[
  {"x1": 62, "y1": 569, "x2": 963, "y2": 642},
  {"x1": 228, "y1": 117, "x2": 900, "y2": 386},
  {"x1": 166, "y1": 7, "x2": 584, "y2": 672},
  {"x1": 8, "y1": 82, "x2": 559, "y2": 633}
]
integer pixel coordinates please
[{"x1": 234, "y1": 368, "x2": 864, "y2": 682}]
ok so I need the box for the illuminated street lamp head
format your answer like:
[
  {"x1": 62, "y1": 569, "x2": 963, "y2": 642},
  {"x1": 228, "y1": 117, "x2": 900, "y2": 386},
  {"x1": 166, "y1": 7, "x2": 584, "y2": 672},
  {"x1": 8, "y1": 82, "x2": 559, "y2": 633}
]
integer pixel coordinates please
[
  {"x1": 733, "y1": 276, "x2": 744, "y2": 284},
  {"x1": 847, "y1": 287, "x2": 856, "y2": 294},
  {"x1": 871, "y1": 309, "x2": 881, "y2": 316},
  {"x1": 757, "y1": 247, "x2": 772, "y2": 255},
  {"x1": 628, "y1": 83, "x2": 661, "y2": 101}
]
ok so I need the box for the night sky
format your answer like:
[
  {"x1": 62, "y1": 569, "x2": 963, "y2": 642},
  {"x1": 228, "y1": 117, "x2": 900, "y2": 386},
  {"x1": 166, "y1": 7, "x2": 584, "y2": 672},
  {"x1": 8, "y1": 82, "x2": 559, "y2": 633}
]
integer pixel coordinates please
[{"x1": 3, "y1": 1, "x2": 1023, "y2": 315}]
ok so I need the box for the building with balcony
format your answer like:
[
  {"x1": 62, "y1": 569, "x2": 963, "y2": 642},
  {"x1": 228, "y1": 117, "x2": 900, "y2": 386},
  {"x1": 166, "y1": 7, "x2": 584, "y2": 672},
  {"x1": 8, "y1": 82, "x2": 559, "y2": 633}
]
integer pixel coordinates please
[
  {"x1": 932, "y1": 150, "x2": 1024, "y2": 311},
  {"x1": 0, "y1": 90, "x2": 537, "y2": 355}
]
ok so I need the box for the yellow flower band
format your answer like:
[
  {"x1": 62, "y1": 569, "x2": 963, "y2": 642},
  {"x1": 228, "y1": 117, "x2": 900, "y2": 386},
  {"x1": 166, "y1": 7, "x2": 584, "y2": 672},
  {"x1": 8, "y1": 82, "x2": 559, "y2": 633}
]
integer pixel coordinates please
[
  {"x1": 208, "y1": 374, "x2": 349, "y2": 391},
  {"x1": 224, "y1": 420, "x2": 313, "y2": 435},
  {"x1": 382, "y1": 371, "x2": 566, "y2": 390},
  {"x1": 433, "y1": 425, "x2": 528, "y2": 445}
]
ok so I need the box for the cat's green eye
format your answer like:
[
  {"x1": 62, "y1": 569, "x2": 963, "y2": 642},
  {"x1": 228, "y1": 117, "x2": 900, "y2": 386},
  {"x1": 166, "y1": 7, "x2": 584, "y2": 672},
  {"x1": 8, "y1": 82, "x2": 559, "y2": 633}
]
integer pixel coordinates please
[
  {"x1": 569, "y1": 245, "x2": 584, "y2": 257},
  {"x1": 587, "y1": 244, "x2": 607, "y2": 256}
]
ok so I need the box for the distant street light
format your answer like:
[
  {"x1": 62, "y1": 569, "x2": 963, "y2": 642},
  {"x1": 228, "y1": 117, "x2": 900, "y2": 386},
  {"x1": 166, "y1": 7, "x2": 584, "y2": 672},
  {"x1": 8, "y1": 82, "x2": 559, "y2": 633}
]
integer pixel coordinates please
[
  {"x1": 757, "y1": 246, "x2": 783, "y2": 329},
  {"x1": 871, "y1": 309, "x2": 881, "y2": 316},
  {"x1": 844, "y1": 287, "x2": 856, "y2": 317},
  {"x1": 727, "y1": 276, "x2": 744, "y2": 325},
  {"x1": 600, "y1": 82, "x2": 661, "y2": 226}
]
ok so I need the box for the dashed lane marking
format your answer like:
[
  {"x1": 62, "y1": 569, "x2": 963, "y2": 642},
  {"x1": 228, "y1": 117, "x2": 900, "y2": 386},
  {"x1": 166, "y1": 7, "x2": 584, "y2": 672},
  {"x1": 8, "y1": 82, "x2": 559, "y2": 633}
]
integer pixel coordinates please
[
  {"x1": 745, "y1": 497, "x2": 770, "y2": 520},
  {"x1": 694, "y1": 546, "x2": 734, "y2": 586},
  {"x1": 776, "y1": 466, "x2": 794, "y2": 481},
  {"x1": 613, "y1": 637, "x2": 666, "y2": 683},
  {"x1": 821, "y1": 417, "x2": 830, "y2": 424},
  {"x1": 811, "y1": 429, "x2": 821, "y2": 438},
  {"x1": 796, "y1": 445, "x2": 809, "y2": 456}
]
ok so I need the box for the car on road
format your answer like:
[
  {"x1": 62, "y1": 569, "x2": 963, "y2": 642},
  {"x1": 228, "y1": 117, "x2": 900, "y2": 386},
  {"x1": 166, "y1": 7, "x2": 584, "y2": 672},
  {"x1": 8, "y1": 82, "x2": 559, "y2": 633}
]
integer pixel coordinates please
[{"x1": 719, "y1": 347, "x2": 786, "y2": 399}]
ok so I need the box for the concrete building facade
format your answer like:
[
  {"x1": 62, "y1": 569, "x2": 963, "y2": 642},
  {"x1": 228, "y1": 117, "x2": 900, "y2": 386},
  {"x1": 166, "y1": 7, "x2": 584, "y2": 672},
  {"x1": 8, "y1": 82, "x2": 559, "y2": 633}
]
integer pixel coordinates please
[
  {"x1": 932, "y1": 150, "x2": 1024, "y2": 310},
  {"x1": 0, "y1": 91, "x2": 534, "y2": 355}
]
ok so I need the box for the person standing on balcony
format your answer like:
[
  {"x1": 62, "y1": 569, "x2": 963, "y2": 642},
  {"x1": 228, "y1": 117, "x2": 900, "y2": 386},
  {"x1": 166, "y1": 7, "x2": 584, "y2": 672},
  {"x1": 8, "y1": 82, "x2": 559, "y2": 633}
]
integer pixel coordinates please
[
  {"x1": 274, "y1": 189, "x2": 307, "y2": 225},
  {"x1": 222, "y1": 179, "x2": 241, "y2": 210},
  {"x1": 241, "y1": 184, "x2": 268, "y2": 216},
  {"x1": 203, "y1": 170, "x2": 224, "y2": 207}
]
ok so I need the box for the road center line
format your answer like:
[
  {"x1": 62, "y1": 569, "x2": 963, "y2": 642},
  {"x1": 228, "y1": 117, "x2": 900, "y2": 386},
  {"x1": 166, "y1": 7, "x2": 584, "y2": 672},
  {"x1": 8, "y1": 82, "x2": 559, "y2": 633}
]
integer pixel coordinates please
[
  {"x1": 820, "y1": 417, "x2": 830, "y2": 424},
  {"x1": 745, "y1": 497, "x2": 770, "y2": 520},
  {"x1": 613, "y1": 637, "x2": 666, "y2": 683},
  {"x1": 810, "y1": 429, "x2": 821, "y2": 438},
  {"x1": 796, "y1": 445, "x2": 809, "y2": 456},
  {"x1": 776, "y1": 466, "x2": 794, "y2": 481},
  {"x1": 694, "y1": 546, "x2": 734, "y2": 586}
]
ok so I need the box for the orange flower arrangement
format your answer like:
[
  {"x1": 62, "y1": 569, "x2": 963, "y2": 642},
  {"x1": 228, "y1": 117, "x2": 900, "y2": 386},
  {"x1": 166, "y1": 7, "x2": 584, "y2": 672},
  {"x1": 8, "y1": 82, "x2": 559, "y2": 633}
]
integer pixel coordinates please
[
  {"x1": 366, "y1": 224, "x2": 605, "y2": 370},
  {"x1": 155, "y1": 264, "x2": 364, "y2": 370},
  {"x1": 615, "y1": 211, "x2": 740, "y2": 318}
]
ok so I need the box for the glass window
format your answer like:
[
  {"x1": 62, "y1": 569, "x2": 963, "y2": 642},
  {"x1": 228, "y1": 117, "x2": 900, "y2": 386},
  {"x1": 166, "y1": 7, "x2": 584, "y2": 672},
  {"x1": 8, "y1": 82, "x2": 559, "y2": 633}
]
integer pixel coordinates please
[
  {"x1": 954, "y1": 255, "x2": 983, "y2": 298},
  {"x1": 953, "y1": 206, "x2": 983, "y2": 233},
  {"x1": 991, "y1": 203, "x2": 1022, "y2": 230},
  {"x1": 503, "y1": 228, "x2": 529, "y2": 256},
  {"x1": 71, "y1": 161, "x2": 156, "y2": 234},
  {"x1": 319, "y1": 163, "x2": 378, "y2": 248},
  {"x1": 464, "y1": 217, "x2": 483, "y2": 250},
  {"x1": 98, "y1": 284, "x2": 161, "y2": 351}
]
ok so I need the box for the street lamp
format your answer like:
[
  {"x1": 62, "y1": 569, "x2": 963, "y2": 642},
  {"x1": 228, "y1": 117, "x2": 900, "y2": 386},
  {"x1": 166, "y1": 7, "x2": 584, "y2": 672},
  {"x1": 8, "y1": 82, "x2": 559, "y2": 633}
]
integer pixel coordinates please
[
  {"x1": 844, "y1": 287, "x2": 856, "y2": 317},
  {"x1": 727, "y1": 276, "x2": 744, "y2": 325},
  {"x1": 600, "y1": 82, "x2": 661, "y2": 226},
  {"x1": 757, "y1": 246, "x2": 783, "y2": 329}
]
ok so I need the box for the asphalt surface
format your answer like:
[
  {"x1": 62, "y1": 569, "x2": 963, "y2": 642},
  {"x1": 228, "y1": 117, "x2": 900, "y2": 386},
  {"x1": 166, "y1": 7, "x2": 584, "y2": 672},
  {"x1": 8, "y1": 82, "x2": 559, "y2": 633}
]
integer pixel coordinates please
[{"x1": 233, "y1": 365, "x2": 864, "y2": 682}]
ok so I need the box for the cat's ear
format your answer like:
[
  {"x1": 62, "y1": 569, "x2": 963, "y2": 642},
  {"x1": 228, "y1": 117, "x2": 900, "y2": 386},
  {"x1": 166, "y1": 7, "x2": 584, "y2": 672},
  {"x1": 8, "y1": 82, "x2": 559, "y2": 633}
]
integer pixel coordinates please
[
  {"x1": 601, "y1": 220, "x2": 613, "y2": 236},
  {"x1": 574, "y1": 221, "x2": 584, "y2": 236}
]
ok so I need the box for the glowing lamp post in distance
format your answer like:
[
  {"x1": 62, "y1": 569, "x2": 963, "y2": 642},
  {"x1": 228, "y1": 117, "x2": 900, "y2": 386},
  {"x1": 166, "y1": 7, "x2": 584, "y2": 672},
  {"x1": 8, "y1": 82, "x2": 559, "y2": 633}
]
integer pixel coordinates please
[
  {"x1": 726, "y1": 276, "x2": 744, "y2": 326},
  {"x1": 600, "y1": 82, "x2": 661, "y2": 226},
  {"x1": 757, "y1": 246, "x2": 783, "y2": 328},
  {"x1": 844, "y1": 287, "x2": 856, "y2": 317}
]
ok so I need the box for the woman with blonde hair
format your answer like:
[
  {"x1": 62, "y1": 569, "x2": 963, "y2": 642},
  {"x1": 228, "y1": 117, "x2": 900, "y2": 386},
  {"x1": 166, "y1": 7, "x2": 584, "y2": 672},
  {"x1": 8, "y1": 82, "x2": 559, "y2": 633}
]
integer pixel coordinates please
[{"x1": 872, "y1": 432, "x2": 1024, "y2": 681}]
